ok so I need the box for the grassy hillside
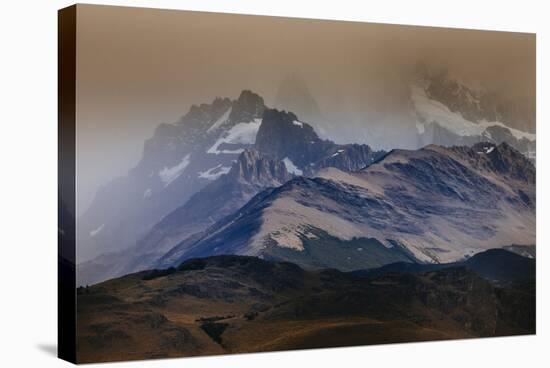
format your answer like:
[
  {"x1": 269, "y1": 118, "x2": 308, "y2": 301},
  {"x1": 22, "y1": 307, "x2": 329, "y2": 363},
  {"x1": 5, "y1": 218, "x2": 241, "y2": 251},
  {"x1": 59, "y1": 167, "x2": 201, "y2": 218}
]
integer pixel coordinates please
[{"x1": 76, "y1": 253, "x2": 535, "y2": 363}]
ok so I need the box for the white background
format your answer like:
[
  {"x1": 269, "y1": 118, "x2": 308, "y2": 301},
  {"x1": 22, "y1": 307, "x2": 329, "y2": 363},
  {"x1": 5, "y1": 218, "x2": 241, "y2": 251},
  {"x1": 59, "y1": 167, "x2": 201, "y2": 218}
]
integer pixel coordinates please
[{"x1": 0, "y1": 0, "x2": 548, "y2": 366}]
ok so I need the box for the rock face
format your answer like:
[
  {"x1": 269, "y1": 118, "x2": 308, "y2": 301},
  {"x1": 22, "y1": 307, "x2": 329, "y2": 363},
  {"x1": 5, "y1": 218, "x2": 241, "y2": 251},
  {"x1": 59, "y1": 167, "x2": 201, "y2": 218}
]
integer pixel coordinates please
[
  {"x1": 228, "y1": 149, "x2": 291, "y2": 186},
  {"x1": 165, "y1": 143, "x2": 535, "y2": 270},
  {"x1": 412, "y1": 69, "x2": 536, "y2": 161},
  {"x1": 128, "y1": 149, "x2": 292, "y2": 274},
  {"x1": 77, "y1": 90, "x2": 266, "y2": 263},
  {"x1": 78, "y1": 149, "x2": 292, "y2": 285},
  {"x1": 255, "y1": 109, "x2": 326, "y2": 165},
  {"x1": 256, "y1": 108, "x2": 385, "y2": 175},
  {"x1": 423, "y1": 70, "x2": 534, "y2": 130}
]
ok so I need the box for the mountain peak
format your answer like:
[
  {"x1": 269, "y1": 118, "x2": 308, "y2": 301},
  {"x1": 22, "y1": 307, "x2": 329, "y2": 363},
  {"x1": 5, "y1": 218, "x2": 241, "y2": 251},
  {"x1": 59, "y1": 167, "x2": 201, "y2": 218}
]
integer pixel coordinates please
[
  {"x1": 178, "y1": 96, "x2": 232, "y2": 127},
  {"x1": 414, "y1": 66, "x2": 534, "y2": 133},
  {"x1": 237, "y1": 89, "x2": 263, "y2": 104},
  {"x1": 449, "y1": 142, "x2": 535, "y2": 183},
  {"x1": 229, "y1": 90, "x2": 266, "y2": 123},
  {"x1": 255, "y1": 108, "x2": 321, "y2": 165},
  {"x1": 263, "y1": 107, "x2": 299, "y2": 123}
]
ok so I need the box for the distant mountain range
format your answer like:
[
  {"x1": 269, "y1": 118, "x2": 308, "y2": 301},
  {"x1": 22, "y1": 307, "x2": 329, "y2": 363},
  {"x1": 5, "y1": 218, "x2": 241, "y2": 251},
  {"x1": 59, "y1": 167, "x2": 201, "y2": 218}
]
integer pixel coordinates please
[
  {"x1": 413, "y1": 69, "x2": 536, "y2": 161},
  {"x1": 157, "y1": 141, "x2": 534, "y2": 272},
  {"x1": 77, "y1": 74, "x2": 536, "y2": 286},
  {"x1": 269, "y1": 71, "x2": 535, "y2": 158},
  {"x1": 79, "y1": 105, "x2": 384, "y2": 285},
  {"x1": 76, "y1": 249, "x2": 535, "y2": 363},
  {"x1": 353, "y1": 248, "x2": 535, "y2": 286},
  {"x1": 78, "y1": 150, "x2": 291, "y2": 284},
  {"x1": 78, "y1": 90, "x2": 266, "y2": 263}
]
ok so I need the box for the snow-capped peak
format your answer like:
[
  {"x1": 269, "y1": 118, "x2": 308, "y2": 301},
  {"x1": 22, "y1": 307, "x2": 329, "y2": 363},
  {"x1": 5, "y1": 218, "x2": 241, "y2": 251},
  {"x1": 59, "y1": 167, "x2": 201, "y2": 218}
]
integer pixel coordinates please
[{"x1": 412, "y1": 83, "x2": 535, "y2": 142}]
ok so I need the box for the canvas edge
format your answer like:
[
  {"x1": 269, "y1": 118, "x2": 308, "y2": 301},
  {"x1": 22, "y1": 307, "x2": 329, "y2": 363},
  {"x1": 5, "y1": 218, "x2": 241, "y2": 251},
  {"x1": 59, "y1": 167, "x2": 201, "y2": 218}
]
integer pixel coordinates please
[{"x1": 58, "y1": 4, "x2": 77, "y2": 364}]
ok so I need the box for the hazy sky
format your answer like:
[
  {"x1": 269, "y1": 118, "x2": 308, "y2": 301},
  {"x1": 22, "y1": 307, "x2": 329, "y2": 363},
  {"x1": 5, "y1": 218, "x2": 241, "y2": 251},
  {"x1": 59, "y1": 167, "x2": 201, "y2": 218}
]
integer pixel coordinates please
[{"x1": 75, "y1": 4, "x2": 535, "y2": 213}]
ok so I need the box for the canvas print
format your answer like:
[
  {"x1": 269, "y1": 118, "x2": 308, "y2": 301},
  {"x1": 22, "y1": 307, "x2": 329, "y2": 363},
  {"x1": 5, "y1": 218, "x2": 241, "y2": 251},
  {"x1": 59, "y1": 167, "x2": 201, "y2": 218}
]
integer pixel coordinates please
[{"x1": 58, "y1": 4, "x2": 536, "y2": 364}]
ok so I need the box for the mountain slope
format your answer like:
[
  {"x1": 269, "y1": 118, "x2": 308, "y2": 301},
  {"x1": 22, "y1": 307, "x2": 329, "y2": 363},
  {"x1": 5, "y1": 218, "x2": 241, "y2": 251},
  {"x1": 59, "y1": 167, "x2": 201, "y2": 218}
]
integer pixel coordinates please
[
  {"x1": 78, "y1": 99, "x2": 385, "y2": 284},
  {"x1": 77, "y1": 90, "x2": 266, "y2": 263},
  {"x1": 78, "y1": 149, "x2": 292, "y2": 285},
  {"x1": 122, "y1": 150, "x2": 292, "y2": 275},
  {"x1": 165, "y1": 142, "x2": 534, "y2": 269}
]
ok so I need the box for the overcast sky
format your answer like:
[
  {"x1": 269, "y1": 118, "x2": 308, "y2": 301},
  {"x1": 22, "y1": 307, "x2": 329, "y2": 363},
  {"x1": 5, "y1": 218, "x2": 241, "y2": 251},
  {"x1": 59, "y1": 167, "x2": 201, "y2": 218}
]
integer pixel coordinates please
[{"x1": 75, "y1": 4, "x2": 535, "y2": 213}]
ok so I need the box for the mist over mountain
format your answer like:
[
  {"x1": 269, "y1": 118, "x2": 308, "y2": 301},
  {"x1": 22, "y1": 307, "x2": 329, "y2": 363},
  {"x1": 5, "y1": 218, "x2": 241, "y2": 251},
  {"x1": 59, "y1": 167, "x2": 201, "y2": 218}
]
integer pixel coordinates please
[
  {"x1": 412, "y1": 67, "x2": 536, "y2": 160},
  {"x1": 77, "y1": 90, "x2": 266, "y2": 263},
  {"x1": 78, "y1": 74, "x2": 536, "y2": 285},
  {"x1": 274, "y1": 74, "x2": 326, "y2": 135},
  {"x1": 269, "y1": 68, "x2": 535, "y2": 155},
  {"x1": 78, "y1": 103, "x2": 385, "y2": 285},
  {"x1": 71, "y1": 9, "x2": 536, "y2": 362},
  {"x1": 78, "y1": 149, "x2": 292, "y2": 285},
  {"x1": 77, "y1": 7, "x2": 535, "y2": 212}
]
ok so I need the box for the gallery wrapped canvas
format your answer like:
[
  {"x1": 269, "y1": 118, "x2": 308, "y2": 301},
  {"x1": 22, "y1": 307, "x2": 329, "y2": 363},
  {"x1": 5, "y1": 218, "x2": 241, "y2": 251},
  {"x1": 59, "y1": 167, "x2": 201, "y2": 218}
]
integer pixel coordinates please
[{"x1": 58, "y1": 4, "x2": 536, "y2": 364}]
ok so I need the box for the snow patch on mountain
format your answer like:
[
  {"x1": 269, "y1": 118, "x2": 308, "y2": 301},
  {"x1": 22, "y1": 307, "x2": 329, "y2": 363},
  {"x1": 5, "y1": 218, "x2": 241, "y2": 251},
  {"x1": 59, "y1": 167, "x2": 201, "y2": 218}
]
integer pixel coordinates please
[
  {"x1": 331, "y1": 149, "x2": 345, "y2": 157},
  {"x1": 283, "y1": 157, "x2": 303, "y2": 175},
  {"x1": 159, "y1": 153, "x2": 191, "y2": 186},
  {"x1": 293, "y1": 120, "x2": 304, "y2": 127},
  {"x1": 207, "y1": 119, "x2": 262, "y2": 154},
  {"x1": 476, "y1": 145, "x2": 495, "y2": 154},
  {"x1": 90, "y1": 224, "x2": 105, "y2": 237},
  {"x1": 412, "y1": 84, "x2": 535, "y2": 141},
  {"x1": 207, "y1": 107, "x2": 232, "y2": 133},
  {"x1": 198, "y1": 164, "x2": 231, "y2": 180}
]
